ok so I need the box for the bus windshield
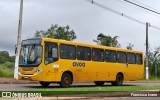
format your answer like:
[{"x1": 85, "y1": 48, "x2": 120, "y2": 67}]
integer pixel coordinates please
[{"x1": 19, "y1": 45, "x2": 42, "y2": 67}]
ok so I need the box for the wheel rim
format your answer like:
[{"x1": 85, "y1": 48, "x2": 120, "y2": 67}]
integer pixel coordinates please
[
  {"x1": 117, "y1": 75, "x2": 123, "y2": 85},
  {"x1": 63, "y1": 76, "x2": 70, "y2": 86}
]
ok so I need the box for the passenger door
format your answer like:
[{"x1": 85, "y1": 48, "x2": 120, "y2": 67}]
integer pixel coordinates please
[{"x1": 44, "y1": 42, "x2": 58, "y2": 81}]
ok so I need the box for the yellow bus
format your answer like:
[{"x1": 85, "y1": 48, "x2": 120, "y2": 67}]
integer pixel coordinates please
[{"x1": 18, "y1": 38, "x2": 144, "y2": 88}]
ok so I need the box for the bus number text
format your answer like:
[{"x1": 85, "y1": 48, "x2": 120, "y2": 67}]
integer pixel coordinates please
[{"x1": 73, "y1": 62, "x2": 85, "y2": 67}]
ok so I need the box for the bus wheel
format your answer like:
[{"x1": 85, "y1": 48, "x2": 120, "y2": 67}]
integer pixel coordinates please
[
  {"x1": 111, "y1": 74, "x2": 123, "y2": 86},
  {"x1": 39, "y1": 81, "x2": 50, "y2": 87},
  {"x1": 94, "y1": 81, "x2": 105, "y2": 86},
  {"x1": 60, "y1": 73, "x2": 72, "y2": 88}
]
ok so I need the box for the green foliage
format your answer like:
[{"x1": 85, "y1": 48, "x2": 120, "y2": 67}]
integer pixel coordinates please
[
  {"x1": 126, "y1": 43, "x2": 134, "y2": 50},
  {"x1": 2, "y1": 62, "x2": 14, "y2": 69},
  {"x1": 9, "y1": 56, "x2": 15, "y2": 62},
  {"x1": 0, "y1": 51, "x2": 14, "y2": 77},
  {"x1": 93, "y1": 33, "x2": 121, "y2": 47},
  {"x1": 158, "y1": 66, "x2": 160, "y2": 76},
  {"x1": 35, "y1": 24, "x2": 77, "y2": 41},
  {"x1": 0, "y1": 69, "x2": 4, "y2": 77},
  {"x1": 145, "y1": 47, "x2": 160, "y2": 79},
  {"x1": 0, "y1": 51, "x2": 15, "y2": 64},
  {"x1": 35, "y1": 86, "x2": 160, "y2": 95},
  {"x1": 0, "y1": 64, "x2": 14, "y2": 77},
  {"x1": 0, "y1": 51, "x2": 9, "y2": 64}
]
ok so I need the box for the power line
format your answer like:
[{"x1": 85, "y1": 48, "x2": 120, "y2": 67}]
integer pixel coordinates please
[
  {"x1": 84, "y1": 0, "x2": 160, "y2": 31},
  {"x1": 84, "y1": 0, "x2": 145, "y2": 25},
  {"x1": 123, "y1": 0, "x2": 160, "y2": 15},
  {"x1": 150, "y1": 25, "x2": 160, "y2": 30},
  {"x1": 117, "y1": 0, "x2": 160, "y2": 17},
  {"x1": 131, "y1": 0, "x2": 160, "y2": 13},
  {"x1": 117, "y1": 0, "x2": 160, "y2": 18}
]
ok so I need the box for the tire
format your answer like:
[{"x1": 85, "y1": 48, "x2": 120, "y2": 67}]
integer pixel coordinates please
[
  {"x1": 111, "y1": 74, "x2": 123, "y2": 86},
  {"x1": 60, "y1": 73, "x2": 72, "y2": 88},
  {"x1": 39, "y1": 81, "x2": 50, "y2": 87},
  {"x1": 94, "y1": 81, "x2": 105, "y2": 86}
]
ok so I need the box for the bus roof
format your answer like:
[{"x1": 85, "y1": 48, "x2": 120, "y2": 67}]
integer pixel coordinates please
[{"x1": 39, "y1": 38, "x2": 143, "y2": 54}]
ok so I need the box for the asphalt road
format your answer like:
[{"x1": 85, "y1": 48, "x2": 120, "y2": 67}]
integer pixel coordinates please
[{"x1": 0, "y1": 82, "x2": 160, "y2": 91}]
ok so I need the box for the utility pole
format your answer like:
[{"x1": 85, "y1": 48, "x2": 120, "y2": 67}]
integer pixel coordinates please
[
  {"x1": 91, "y1": 0, "x2": 94, "y2": 4},
  {"x1": 14, "y1": 0, "x2": 23, "y2": 79},
  {"x1": 146, "y1": 22, "x2": 149, "y2": 80}
]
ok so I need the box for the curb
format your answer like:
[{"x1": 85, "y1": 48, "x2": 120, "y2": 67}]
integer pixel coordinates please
[
  {"x1": 0, "y1": 78, "x2": 38, "y2": 84},
  {"x1": 124, "y1": 81, "x2": 160, "y2": 83},
  {"x1": 0, "y1": 81, "x2": 38, "y2": 84}
]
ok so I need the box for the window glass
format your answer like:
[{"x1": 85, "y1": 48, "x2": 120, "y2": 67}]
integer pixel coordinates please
[
  {"x1": 127, "y1": 53, "x2": 136, "y2": 64},
  {"x1": 77, "y1": 46, "x2": 91, "y2": 60},
  {"x1": 117, "y1": 52, "x2": 127, "y2": 63},
  {"x1": 22, "y1": 39, "x2": 41, "y2": 45},
  {"x1": 60, "y1": 44, "x2": 76, "y2": 59},
  {"x1": 136, "y1": 54, "x2": 143, "y2": 64},
  {"x1": 105, "y1": 50, "x2": 116, "y2": 62},
  {"x1": 19, "y1": 45, "x2": 42, "y2": 65},
  {"x1": 92, "y1": 48, "x2": 104, "y2": 61},
  {"x1": 45, "y1": 42, "x2": 58, "y2": 64}
]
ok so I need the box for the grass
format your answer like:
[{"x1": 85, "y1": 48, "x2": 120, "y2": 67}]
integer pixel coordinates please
[
  {"x1": 0, "y1": 68, "x2": 14, "y2": 77},
  {"x1": 29, "y1": 85, "x2": 160, "y2": 96},
  {"x1": 0, "y1": 65, "x2": 14, "y2": 77},
  {"x1": 135, "y1": 77, "x2": 160, "y2": 82},
  {"x1": 149, "y1": 76, "x2": 160, "y2": 80}
]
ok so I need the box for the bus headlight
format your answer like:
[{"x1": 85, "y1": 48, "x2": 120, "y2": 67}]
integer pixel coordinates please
[
  {"x1": 18, "y1": 70, "x2": 22, "y2": 75},
  {"x1": 34, "y1": 68, "x2": 42, "y2": 75}
]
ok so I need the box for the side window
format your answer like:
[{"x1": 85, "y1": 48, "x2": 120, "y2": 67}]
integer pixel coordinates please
[
  {"x1": 60, "y1": 44, "x2": 76, "y2": 59},
  {"x1": 45, "y1": 42, "x2": 58, "y2": 64},
  {"x1": 92, "y1": 48, "x2": 104, "y2": 62},
  {"x1": 105, "y1": 50, "x2": 116, "y2": 62},
  {"x1": 77, "y1": 46, "x2": 91, "y2": 61},
  {"x1": 136, "y1": 54, "x2": 143, "y2": 64},
  {"x1": 117, "y1": 52, "x2": 127, "y2": 63},
  {"x1": 127, "y1": 53, "x2": 136, "y2": 64}
]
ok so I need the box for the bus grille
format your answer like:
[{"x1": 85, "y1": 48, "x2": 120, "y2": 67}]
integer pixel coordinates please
[{"x1": 22, "y1": 67, "x2": 34, "y2": 71}]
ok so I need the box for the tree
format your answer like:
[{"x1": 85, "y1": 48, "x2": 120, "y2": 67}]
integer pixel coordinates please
[
  {"x1": 0, "y1": 51, "x2": 15, "y2": 77},
  {"x1": 126, "y1": 43, "x2": 134, "y2": 50},
  {"x1": 0, "y1": 51, "x2": 10, "y2": 64},
  {"x1": 93, "y1": 33, "x2": 121, "y2": 47},
  {"x1": 35, "y1": 24, "x2": 77, "y2": 41},
  {"x1": 147, "y1": 47, "x2": 160, "y2": 78},
  {"x1": 0, "y1": 51, "x2": 9, "y2": 57},
  {"x1": 0, "y1": 51, "x2": 15, "y2": 64}
]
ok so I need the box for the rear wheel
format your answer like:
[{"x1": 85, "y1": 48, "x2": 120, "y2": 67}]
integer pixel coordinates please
[
  {"x1": 94, "y1": 81, "x2": 105, "y2": 86},
  {"x1": 60, "y1": 73, "x2": 72, "y2": 88},
  {"x1": 39, "y1": 81, "x2": 50, "y2": 87},
  {"x1": 111, "y1": 74, "x2": 123, "y2": 86}
]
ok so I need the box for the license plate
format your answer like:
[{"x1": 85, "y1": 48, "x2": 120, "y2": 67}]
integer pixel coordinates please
[{"x1": 23, "y1": 76, "x2": 28, "y2": 79}]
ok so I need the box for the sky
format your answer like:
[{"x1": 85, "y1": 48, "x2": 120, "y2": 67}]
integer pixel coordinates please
[{"x1": 1, "y1": 0, "x2": 160, "y2": 55}]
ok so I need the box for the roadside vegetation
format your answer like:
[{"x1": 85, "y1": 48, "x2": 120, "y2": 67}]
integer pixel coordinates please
[
  {"x1": 0, "y1": 51, "x2": 15, "y2": 77},
  {"x1": 27, "y1": 85, "x2": 160, "y2": 96},
  {"x1": 147, "y1": 47, "x2": 160, "y2": 79}
]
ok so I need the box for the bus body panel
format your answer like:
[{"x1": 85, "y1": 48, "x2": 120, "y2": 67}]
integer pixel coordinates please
[{"x1": 18, "y1": 38, "x2": 144, "y2": 84}]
